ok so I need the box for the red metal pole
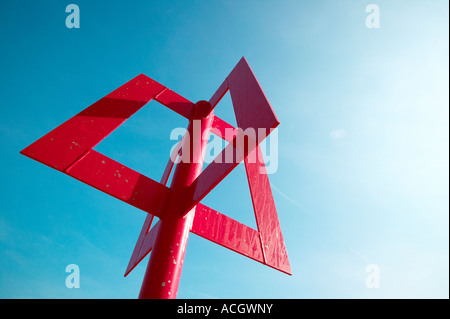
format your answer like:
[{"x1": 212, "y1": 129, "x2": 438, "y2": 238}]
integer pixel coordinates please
[{"x1": 138, "y1": 101, "x2": 214, "y2": 299}]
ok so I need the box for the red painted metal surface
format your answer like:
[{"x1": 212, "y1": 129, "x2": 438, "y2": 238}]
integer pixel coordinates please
[
  {"x1": 138, "y1": 210, "x2": 194, "y2": 299},
  {"x1": 160, "y1": 134, "x2": 184, "y2": 185},
  {"x1": 137, "y1": 220, "x2": 162, "y2": 267},
  {"x1": 21, "y1": 57, "x2": 292, "y2": 299},
  {"x1": 245, "y1": 146, "x2": 291, "y2": 275},
  {"x1": 192, "y1": 117, "x2": 292, "y2": 275},
  {"x1": 208, "y1": 78, "x2": 228, "y2": 108},
  {"x1": 124, "y1": 137, "x2": 182, "y2": 277},
  {"x1": 155, "y1": 88, "x2": 195, "y2": 119},
  {"x1": 66, "y1": 150, "x2": 169, "y2": 217},
  {"x1": 124, "y1": 214, "x2": 155, "y2": 277},
  {"x1": 191, "y1": 203, "x2": 264, "y2": 263},
  {"x1": 211, "y1": 116, "x2": 237, "y2": 142},
  {"x1": 138, "y1": 102, "x2": 214, "y2": 299},
  {"x1": 228, "y1": 57, "x2": 280, "y2": 143}
]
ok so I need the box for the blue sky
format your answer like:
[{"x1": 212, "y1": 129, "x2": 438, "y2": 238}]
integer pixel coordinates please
[{"x1": 0, "y1": 0, "x2": 448, "y2": 298}]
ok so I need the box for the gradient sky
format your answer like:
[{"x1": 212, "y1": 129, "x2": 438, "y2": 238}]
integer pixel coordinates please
[{"x1": 0, "y1": 0, "x2": 448, "y2": 298}]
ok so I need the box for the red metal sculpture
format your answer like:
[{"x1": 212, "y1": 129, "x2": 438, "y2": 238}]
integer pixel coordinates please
[{"x1": 21, "y1": 57, "x2": 291, "y2": 299}]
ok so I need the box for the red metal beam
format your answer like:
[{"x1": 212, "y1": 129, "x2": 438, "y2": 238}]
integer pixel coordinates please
[
  {"x1": 138, "y1": 102, "x2": 214, "y2": 299},
  {"x1": 191, "y1": 203, "x2": 264, "y2": 263},
  {"x1": 65, "y1": 150, "x2": 169, "y2": 217},
  {"x1": 155, "y1": 88, "x2": 195, "y2": 119},
  {"x1": 124, "y1": 214, "x2": 155, "y2": 277},
  {"x1": 124, "y1": 218, "x2": 161, "y2": 277},
  {"x1": 245, "y1": 146, "x2": 291, "y2": 275}
]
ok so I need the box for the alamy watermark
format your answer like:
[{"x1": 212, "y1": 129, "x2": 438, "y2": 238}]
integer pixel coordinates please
[
  {"x1": 65, "y1": 264, "x2": 80, "y2": 288},
  {"x1": 365, "y1": 4, "x2": 380, "y2": 29},
  {"x1": 169, "y1": 121, "x2": 279, "y2": 174},
  {"x1": 365, "y1": 264, "x2": 380, "y2": 288},
  {"x1": 65, "y1": 4, "x2": 80, "y2": 29}
]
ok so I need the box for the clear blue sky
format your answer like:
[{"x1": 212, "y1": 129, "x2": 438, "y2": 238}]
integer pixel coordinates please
[{"x1": 0, "y1": 0, "x2": 448, "y2": 298}]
